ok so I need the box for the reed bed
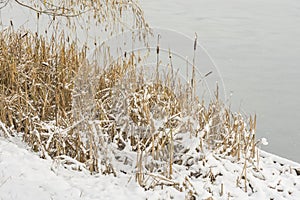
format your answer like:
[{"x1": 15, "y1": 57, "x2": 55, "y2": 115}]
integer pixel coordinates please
[{"x1": 0, "y1": 27, "x2": 259, "y2": 197}]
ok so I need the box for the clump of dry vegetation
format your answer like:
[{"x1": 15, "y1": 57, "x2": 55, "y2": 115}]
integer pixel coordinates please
[
  {"x1": 0, "y1": 0, "x2": 261, "y2": 197},
  {"x1": 0, "y1": 27, "x2": 258, "y2": 194},
  {"x1": 0, "y1": 28, "x2": 83, "y2": 156}
]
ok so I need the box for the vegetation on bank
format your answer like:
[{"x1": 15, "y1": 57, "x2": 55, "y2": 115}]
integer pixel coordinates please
[{"x1": 0, "y1": 0, "x2": 261, "y2": 198}]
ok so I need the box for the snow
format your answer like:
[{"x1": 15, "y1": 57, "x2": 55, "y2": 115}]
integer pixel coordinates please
[
  {"x1": 1, "y1": 136, "x2": 300, "y2": 199},
  {"x1": 261, "y1": 138, "x2": 269, "y2": 146},
  {"x1": 0, "y1": 137, "x2": 146, "y2": 200}
]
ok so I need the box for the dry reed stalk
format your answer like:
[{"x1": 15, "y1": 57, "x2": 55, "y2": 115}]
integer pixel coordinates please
[
  {"x1": 0, "y1": 28, "x2": 87, "y2": 161},
  {"x1": 220, "y1": 183, "x2": 224, "y2": 196}
]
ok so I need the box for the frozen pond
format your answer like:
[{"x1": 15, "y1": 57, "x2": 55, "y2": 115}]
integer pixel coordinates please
[{"x1": 141, "y1": 0, "x2": 300, "y2": 162}]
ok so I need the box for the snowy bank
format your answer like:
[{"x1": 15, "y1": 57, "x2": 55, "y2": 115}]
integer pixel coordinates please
[{"x1": 1, "y1": 136, "x2": 300, "y2": 200}]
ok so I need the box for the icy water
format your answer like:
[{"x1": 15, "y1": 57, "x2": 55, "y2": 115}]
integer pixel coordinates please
[{"x1": 141, "y1": 0, "x2": 300, "y2": 162}]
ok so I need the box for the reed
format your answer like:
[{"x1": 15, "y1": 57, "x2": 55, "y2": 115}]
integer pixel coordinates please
[{"x1": 0, "y1": 2, "x2": 259, "y2": 197}]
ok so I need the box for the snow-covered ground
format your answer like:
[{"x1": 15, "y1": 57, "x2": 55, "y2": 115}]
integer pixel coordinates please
[
  {"x1": 0, "y1": 137, "x2": 152, "y2": 200},
  {"x1": 1, "y1": 135, "x2": 300, "y2": 199}
]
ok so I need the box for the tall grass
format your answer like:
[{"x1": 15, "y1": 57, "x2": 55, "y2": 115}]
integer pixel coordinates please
[
  {"x1": 0, "y1": 25, "x2": 259, "y2": 196},
  {"x1": 0, "y1": 28, "x2": 83, "y2": 155}
]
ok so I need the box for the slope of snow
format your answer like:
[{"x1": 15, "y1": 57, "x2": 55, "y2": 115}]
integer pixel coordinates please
[
  {"x1": 1, "y1": 136, "x2": 300, "y2": 199},
  {"x1": 0, "y1": 136, "x2": 186, "y2": 200},
  {"x1": 0, "y1": 138, "x2": 145, "y2": 200}
]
